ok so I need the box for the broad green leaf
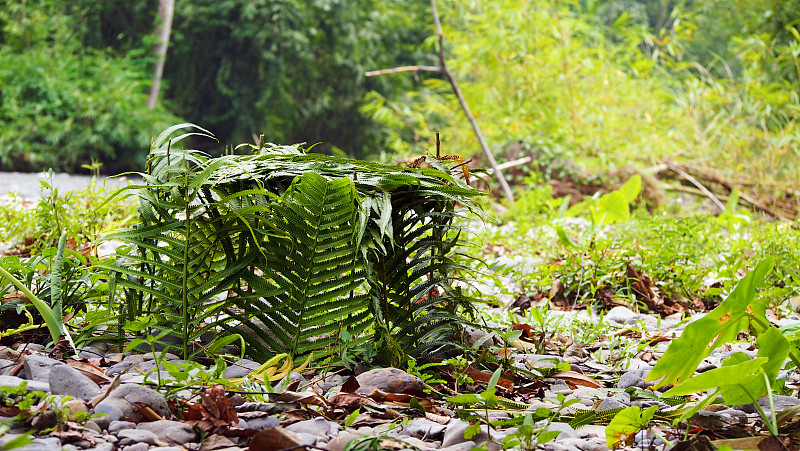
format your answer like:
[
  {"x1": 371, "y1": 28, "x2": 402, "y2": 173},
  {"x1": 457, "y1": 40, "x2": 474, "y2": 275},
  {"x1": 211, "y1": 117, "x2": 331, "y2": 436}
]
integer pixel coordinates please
[
  {"x1": 616, "y1": 175, "x2": 642, "y2": 203},
  {"x1": 647, "y1": 257, "x2": 774, "y2": 388},
  {"x1": 664, "y1": 326, "x2": 789, "y2": 406},
  {"x1": 606, "y1": 405, "x2": 657, "y2": 449}
]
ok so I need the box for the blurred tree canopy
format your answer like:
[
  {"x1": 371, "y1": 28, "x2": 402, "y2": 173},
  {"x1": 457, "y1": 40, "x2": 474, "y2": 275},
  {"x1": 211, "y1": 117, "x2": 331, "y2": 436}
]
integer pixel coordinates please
[
  {"x1": 0, "y1": 0, "x2": 432, "y2": 172},
  {"x1": 1, "y1": 0, "x2": 799, "y2": 177}
]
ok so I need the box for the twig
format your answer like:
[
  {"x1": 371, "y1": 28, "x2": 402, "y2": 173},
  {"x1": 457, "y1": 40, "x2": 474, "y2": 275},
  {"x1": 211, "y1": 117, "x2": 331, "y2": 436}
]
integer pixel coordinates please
[
  {"x1": 665, "y1": 161, "x2": 795, "y2": 224},
  {"x1": 429, "y1": 0, "x2": 514, "y2": 204},
  {"x1": 495, "y1": 156, "x2": 532, "y2": 171},
  {"x1": 666, "y1": 163, "x2": 725, "y2": 212},
  {"x1": 365, "y1": 65, "x2": 441, "y2": 77}
]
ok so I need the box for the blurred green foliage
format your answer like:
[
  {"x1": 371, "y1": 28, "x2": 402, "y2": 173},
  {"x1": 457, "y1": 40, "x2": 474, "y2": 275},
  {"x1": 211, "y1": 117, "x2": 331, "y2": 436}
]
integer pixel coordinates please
[
  {"x1": 0, "y1": 1, "x2": 180, "y2": 171},
  {"x1": 0, "y1": 0, "x2": 432, "y2": 172},
  {"x1": 2, "y1": 0, "x2": 800, "y2": 189}
]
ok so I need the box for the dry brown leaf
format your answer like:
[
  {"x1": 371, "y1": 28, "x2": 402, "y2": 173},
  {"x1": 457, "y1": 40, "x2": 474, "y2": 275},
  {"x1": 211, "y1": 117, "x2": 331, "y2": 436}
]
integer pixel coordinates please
[
  {"x1": 131, "y1": 402, "x2": 163, "y2": 422},
  {"x1": 271, "y1": 390, "x2": 328, "y2": 407},
  {"x1": 550, "y1": 370, "x2": 602, "y2": 389},
  {"x1": 328, "y1": 392, "x2": 377, "y2": 410},
  {"x1": 65, "y1": 358, "x2": 110, "y2": 385},
  {"x1": 249, "y1": 426, "x2": 305, "y2": 451},
  {"x1": 199, "y1": 434, "x2": 238, "y2": 451}
]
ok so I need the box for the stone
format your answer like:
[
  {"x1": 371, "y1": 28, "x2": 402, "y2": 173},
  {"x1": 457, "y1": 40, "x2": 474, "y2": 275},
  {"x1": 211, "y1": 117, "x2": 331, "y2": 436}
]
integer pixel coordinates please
[
  {"x1": 355, "y1": 367, "x2": 423, "y2": 394},
  {"x1": 438, "y1": 443, "x2": 478, "y2": 451},
  {"x1": 295, "y1": 433, "x2": 318, "y2": 446},
  {"x1": 441, "y1": 419, "x2": 488, "y2": 448},
  {"x1": 243, "y1": 415, "x2": 280, "y2": 431},
  {"x1": 401, "y1": 417, "x2": 447, "y2": 440},
  {"x1": 463, "y1": 325, "x2": 494, "y2": 350},
  {"x1": 23, "y1": 355, "x2": 62, "y2": 383},
  {"x1": 63, "y1": 398, "x2": 89, "y2": 420},
  {"x1": 116, "y1": 429, "x2": 159, "y2": 446},
  {"x1": 137, "y1": 420, "x2": 198, "y2": 444},
  {"x1": 31, "y1": 410, "x2": 58, "y2": 430},
  {"x1": 0, "y1": 359, "x2": 15, "y2": 375},
  {"x1": 0, "y1": 375, "x2": 50, "y2": 393},
  {"x1": 734, "y1": 394, "x2": 800, "y2": 413},
  {"x1": 312, "y1": 374, "x2": 346, "y2": 395},
  {"x1": 326, "y1": 431, "x2": 363, "y2": 451},
  {"x1": 284, "y1": 417, "x2": 342, "y2": 437},
  {"x1": 108, "y1": 420, "x2": 136, "y2": 434},
  {"x1": 48, "y1": 363, "x2": 100, "y2": 400},
  {"x1": 122, "y1": 443, "x2": 150, "y2": 451},
  {"x1": 616, "y1": 369, "x2": 653, "y2": 389},
  {"x1": 94, "y1": 398, "x2": 128, "y2": 422},
  {"x1": 105, "y1": 383, "x2": 170, "y2": 420},
  {"x1": 150, "y1": 448, "x2": 187, "y2": 451},
  {"x1": 542, "y1": 421, "x2": 578, "y2": 440},
  {"x1": 605, "y1": 306, "x2": 639, "y2": 325},
  {"x1": 223, "y1": 359, "x2": 261, "y2": 378},
  {"x1": 91, "y1": 415, "x2": 111, "y2": 431}
]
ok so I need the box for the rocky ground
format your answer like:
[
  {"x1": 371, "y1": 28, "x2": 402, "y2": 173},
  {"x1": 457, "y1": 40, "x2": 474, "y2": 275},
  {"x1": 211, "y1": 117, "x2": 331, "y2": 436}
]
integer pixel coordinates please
[{"x1": 1, "y1": 305, "x2": 799, "y2": 451}]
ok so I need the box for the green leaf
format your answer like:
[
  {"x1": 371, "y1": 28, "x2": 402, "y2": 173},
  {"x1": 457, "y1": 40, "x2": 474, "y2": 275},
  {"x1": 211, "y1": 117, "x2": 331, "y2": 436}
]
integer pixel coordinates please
[
  {"x1": 344, "y1": 408, "x2": 360, "y2": 427},
  {"x1": 606, "y1": 405, "x2": 657, "y2": 449},
  {"x1": 647, "y1": 257, "x2": 775, "y2": 388},
  {"x1": 665, "y1": 327, "x2": 790, "y2": 404}
]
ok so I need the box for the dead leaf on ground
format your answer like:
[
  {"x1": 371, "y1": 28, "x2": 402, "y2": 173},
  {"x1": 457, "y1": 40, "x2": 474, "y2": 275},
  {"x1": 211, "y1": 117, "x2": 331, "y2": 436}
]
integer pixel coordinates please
[
  {"x1": 269, "y1": 390, "x2": 328, "y2": 408},
  {"x1": 328, "y1": 392, "x2": 378, "y2": 410},
  {"x1": 131, "y1": 402, "x2": 163, "y2": 422},
  {"x1": 249, "y1": 426, "x2": 305, "y2": 451},
  {"x1": 65, "y1": 358, "x2": 109, "y2": 385},
  {"x1": 199, "y1": 385, "x2": 238, "y2": 424},
  {"x1": 550, "y1": 371, "x2": 602, "y2": 389},
  {"x1": 199, "y1": 434, "x2": 238, "y2": 451}
]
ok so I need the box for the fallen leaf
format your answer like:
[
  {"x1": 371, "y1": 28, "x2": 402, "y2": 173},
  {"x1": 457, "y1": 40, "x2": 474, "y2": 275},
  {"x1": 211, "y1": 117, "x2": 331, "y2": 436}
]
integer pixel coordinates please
[
  {"x1": 199, "y1": 434, "x2": 238, "y2": 451},
  {"x1": 328, "y1": 392, "x2": 377, "y2": 410},
  {"x1": 249, "y1": 426, "x2": 304, "y2": 451},
  {"x1": 341, "y1": 375, "x2": 360, "y2": 393},
  {"x1": 270, "y1": 391, "x2": 328, "y2": 408},
  {"x1": 131, "y1": 402, "x2": 163, "y2": 422},
  {"x1": 551, "y1": 371, "x2": 602, "y2": 389},
  {"x1": 65, "y1": 359, "x2": 110, "y2": 385}
]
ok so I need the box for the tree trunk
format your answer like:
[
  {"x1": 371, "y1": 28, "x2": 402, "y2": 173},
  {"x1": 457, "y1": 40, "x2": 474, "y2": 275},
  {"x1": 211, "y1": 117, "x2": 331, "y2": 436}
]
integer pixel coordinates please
[{"x1": 147, "y1": 0, "x2": 175, "y2": 109}]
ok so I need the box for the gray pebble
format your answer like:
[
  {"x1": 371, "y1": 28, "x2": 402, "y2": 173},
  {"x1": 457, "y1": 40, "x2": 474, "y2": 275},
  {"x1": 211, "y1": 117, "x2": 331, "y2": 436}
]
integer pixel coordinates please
[
  {"x1": 616, "y1": 369, "x2": 653, "y2": 389},
  {"x1": 137, "y1": 419, "x2": 198, "y2": 443},
  {"x1": 285, "y1": 417, "x2": 342, "y2": 437},
  {"x1": 0, "y1": 375, "x2": 50, "y2": 393},
  {"x1": 108, "y1": 421, "x2": 136, "y2": 434},
  {"x1": 23, "y1": 355, "x2": 61, "y2": 384},
  {"x1": 117, "y1": 429, "x2": 158, "y2": 446},
  {"x1": 122, "y1": 443, "x2": 149, "y2": 451},
  {"x1": 48, "y1": 363, "x2": 100, "y2": 400}
]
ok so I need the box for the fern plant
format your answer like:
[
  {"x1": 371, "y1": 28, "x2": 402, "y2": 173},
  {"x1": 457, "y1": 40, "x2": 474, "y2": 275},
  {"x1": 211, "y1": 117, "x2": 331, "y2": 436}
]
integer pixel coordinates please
[{"x1": 101, "y1": 124, "x2": 485, "y2": 362}]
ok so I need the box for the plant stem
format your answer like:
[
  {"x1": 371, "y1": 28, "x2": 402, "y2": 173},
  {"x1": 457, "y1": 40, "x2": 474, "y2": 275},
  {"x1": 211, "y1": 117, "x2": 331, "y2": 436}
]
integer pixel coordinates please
[{"x1": 0, "y1": 265, "x2": 76, "y2": 355}]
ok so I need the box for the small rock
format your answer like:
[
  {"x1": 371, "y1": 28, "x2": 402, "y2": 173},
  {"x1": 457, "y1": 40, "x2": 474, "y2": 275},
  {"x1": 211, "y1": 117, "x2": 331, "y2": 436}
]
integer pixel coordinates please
[
  {"x1": 355, "y1": 367, "x2": 423, "y2": 394},
  {"x1": 0, "y1": 359, "x2": 15, "y2": 375},
  {"x1": 616, "y1": 369, "x2": 653, "y2": 389},
  {"x1": 122, "y1": 443, "x2": 150, "y2": 451},
  {"x1": 284, "y1": 417, "x2": 342, "y2": 437},
  {"x1": 48, "y1": 363, "x2": 100, "y2": 400},
  {"x1": 327, "y1": 430, "x2": 362, "y2": 451},
  {"x1": 137, "y1": 419, "x2": 198, "y2": 443},
  {"x1": 108, "y1": 420, "x2": 136, "y2": 434},
  {"x1": 223, "y1": 359, "x2": 261, "y2": 378},
  {"x1": 441, "y1": 419, "x2": 488, "y2": 448},
  {"x1": 84, "y1": 420, "x2": 102, "y2": 434},
  {"x1": 63, "y1": 398, "x2": 89, "y2": 420},
  {"x1": 401, "y1": 418, "x2": 447, "y2": 440},
  {"x1": 312, "y1": 374, "x2": 346, "y2": 395},
  {"x1": 295, "y1": 433, "x2": 318, "y2": 446},
  {"x1": 94, "y1": 398, "x2": 128, "y2": 422},
  {"x1": 463, "y1": 326, "x2": 493, "y2": 350},
  {"x1": 243, "y1": 415, "x2": 280, "y2": 431},
  {"x1": 736, "y1": 395, "x2": 800, "y2": 413},
  {"x1": 542, "y1": 421, "x2": 578, "y2": 440},
  {"x1": 438, "y1": 443, "x2": 478, "y2": 451},
  {"x1": 605, "y1": 306, "x2": 638, "y2": 325},
  {"x1": 575, "y1": 424, "x2": 606, "y2": 439},
  {"x1": 23, "y1": 355, "x2": 61, "y2": 384},
  {"x1": 104, "y1": 383, "x2": 170, "y2": 420},
  {"x1": 31, "y1": 410, "x2": 58, "y2": 430},
  {"x1": 0, "y1": 375, "x2": 50, "y2": 393},
  {"x1": 91, "y1": 415, "x2": 111, "y2": 431},
  {"x1": 117, "y1": 429, "x2": 158, "y2": 446}
]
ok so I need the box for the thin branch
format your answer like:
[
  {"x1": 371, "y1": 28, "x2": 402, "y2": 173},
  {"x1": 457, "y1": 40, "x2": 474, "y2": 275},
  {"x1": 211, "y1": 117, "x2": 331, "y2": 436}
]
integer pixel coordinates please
[
  {"x1": 365, "y1": 66, "x2": 441, "y2": 77},
  {"x1": 667, "y1": 163, "x2": 726, "y2": 212},
  {"x1": 430, "y1": 0, "x2": 514, "y2": 204}
]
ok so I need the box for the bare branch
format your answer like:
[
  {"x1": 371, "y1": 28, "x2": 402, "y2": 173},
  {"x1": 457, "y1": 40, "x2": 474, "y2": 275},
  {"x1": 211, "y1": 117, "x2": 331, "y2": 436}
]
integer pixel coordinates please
[
  {"x1": 365, "y1": 66, "x2": 441, "y2": 77},
  {"x1": 430, "y1": 0, "x2": 514, "y2": 204}
]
